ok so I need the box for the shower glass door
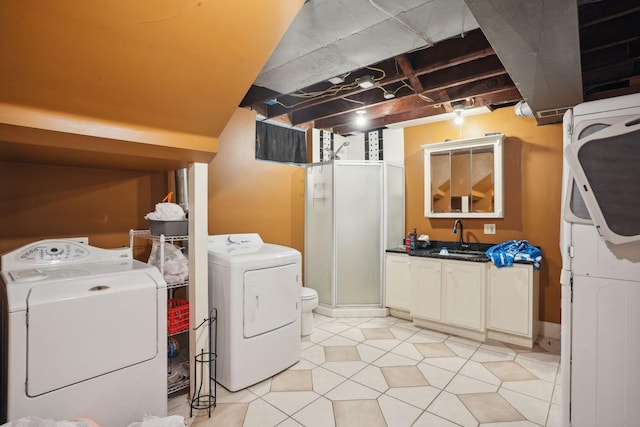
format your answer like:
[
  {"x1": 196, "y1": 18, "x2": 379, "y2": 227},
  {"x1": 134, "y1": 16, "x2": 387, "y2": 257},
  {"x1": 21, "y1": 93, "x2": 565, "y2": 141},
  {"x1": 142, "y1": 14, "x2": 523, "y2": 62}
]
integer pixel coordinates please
[
  {"x1": 335, "y1": 162, "x2": 383, "y2": 306},
  {"x1": 304, "y1": 164, "x2": 334, "y2": 306}
]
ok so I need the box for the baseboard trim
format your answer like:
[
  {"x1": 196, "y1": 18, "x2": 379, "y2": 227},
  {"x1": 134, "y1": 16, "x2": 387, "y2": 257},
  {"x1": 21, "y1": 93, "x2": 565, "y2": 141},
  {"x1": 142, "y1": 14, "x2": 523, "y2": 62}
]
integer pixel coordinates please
[{"x1": 539, "y1": 321, "x2": 561, "y2": 339}]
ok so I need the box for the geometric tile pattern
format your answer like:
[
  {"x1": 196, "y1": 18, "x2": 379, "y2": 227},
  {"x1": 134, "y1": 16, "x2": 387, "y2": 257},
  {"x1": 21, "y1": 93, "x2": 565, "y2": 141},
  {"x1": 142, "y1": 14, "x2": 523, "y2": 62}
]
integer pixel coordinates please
[
  {"x1": 362, "y1": 327, "x2": 395, "y2": 340},
  {"x1": 324, "y1": 346, "x2": 360, "y2": 362},
  {"x1": 459, "y1": 392, "x2": 527, "y2": 423},
  {"x1": 270, "y1": 369, "x2": 313, "y2": 392},
  {"x1": 482, "y1": 360, "x2": 538, "y2": 381},
  {"x1": 170, "y1": 314, "x2": 562, "y2": 427},
  {"x1": 380, "y1": 365, "x2": 429, "y2": 387},
  {"x1": 415, "y1": 342, "x2": 458, "y2": 358}
]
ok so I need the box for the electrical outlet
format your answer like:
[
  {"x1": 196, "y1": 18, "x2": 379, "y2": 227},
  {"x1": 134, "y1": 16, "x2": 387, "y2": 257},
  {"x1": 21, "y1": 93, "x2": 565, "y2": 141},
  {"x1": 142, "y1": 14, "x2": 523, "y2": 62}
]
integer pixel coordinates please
[{"x1": 484, "y1": 224, "x2": 496, "y2": 234}]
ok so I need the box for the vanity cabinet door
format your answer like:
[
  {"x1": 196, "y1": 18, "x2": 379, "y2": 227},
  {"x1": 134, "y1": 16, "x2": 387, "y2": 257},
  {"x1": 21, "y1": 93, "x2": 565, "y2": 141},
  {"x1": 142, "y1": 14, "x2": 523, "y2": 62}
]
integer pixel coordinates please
[
  {"x1": 412, "y1": 257, "x2": 442, "y2": 321},
  {"x1": 487, "y1": 263, "x2": 536, "y2": 337},
  {"x1": 385, "y1": 253, "x2": 411, "y2": 311},
  {"x1": 443, "y1": 260, "x2": 485, "y2": 331}
]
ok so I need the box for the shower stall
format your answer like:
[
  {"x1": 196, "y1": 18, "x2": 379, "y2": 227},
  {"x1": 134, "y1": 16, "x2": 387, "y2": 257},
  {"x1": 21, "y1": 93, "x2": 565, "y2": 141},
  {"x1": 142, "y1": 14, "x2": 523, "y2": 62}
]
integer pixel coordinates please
[{"x1": 304, "y1": 160, "x2": 404, "y2": 317}]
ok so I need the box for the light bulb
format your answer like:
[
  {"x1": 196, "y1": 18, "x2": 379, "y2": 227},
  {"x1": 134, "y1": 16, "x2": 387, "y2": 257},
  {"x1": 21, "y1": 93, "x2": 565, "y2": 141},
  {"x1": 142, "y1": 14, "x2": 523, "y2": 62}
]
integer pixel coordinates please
[{"x1": 454, "y1": 111, "x2": 464, "y2": 125}]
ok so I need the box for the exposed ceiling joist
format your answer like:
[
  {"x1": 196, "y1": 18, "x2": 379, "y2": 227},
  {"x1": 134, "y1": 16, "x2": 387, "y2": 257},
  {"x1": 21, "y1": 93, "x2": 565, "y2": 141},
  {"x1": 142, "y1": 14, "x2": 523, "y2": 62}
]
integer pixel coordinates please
[{"x1": 241, "y1": 0, "x2": 640, "y2": 133}]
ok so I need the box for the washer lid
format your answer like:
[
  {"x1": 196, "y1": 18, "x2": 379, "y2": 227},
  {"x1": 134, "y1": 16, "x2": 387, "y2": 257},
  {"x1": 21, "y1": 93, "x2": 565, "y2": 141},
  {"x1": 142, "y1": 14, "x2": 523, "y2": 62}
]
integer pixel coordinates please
[
  {"x1": 0, "y1": 239, "x2": 132, "y2": 271},
  {"x1": 565, "y1": 115, "x2": 640, "y2": 244},
  {"x1": 3, "y1": 259, "x2": 165, "y2": 312}
]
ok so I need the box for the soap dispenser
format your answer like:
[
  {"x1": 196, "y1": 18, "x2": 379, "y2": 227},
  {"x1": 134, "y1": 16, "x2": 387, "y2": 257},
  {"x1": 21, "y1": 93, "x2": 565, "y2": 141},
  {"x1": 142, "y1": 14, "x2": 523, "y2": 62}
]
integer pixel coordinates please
[{"x1": 410, "y1": 228, "x2": 418, "y2": 250}]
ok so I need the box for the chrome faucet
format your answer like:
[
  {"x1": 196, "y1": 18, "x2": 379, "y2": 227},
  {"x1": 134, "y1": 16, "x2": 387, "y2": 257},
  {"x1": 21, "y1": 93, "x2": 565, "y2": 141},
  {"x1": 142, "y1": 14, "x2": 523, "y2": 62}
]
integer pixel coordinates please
[{"x1": 452, "y1": 219, "x2": 468, "y2": 249}]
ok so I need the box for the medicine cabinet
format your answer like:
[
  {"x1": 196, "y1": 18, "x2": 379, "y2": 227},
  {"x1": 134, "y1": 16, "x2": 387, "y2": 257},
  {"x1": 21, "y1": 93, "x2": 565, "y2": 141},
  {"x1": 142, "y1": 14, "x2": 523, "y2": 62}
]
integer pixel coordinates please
[{"x1": 423, "y1": 134, "x2": 504, "y2": 218}]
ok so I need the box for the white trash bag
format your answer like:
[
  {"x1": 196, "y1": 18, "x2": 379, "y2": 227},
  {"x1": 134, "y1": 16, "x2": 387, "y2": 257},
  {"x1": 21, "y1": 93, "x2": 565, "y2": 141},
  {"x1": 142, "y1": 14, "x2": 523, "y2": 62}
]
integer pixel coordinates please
[{"x1": 148, "y1": 241, "x2": 188, "y2": 284}]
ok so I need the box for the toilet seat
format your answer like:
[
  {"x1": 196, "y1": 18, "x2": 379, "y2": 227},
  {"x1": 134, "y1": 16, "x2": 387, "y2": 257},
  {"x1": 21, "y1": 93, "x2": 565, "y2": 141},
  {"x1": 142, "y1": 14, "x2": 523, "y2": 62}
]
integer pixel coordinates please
[{"x1": 301, "y1": 287, "x2": 317, "y2": 300}]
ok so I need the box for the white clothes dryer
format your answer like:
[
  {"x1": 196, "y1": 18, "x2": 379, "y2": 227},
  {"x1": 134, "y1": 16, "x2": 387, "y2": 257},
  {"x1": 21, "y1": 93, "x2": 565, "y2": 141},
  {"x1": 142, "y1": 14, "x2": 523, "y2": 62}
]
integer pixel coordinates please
[
  {"x1": 207, "y1": 234, "x2": 301, "y2": 392},
  {"x1": 0, "y1": 239, "x2": 167, "y2": 426}
]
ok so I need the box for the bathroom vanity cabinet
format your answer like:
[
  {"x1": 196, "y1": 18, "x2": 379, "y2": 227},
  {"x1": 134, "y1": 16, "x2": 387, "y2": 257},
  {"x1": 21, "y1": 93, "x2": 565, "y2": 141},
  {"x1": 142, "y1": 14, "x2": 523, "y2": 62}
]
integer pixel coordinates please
[
  {"x1": 386, "y1": 252, "x2": 538, "y2": 347},
  {"x1": 442, "y1": 260, "x2": 485, "y2": 333},
  {"x1": 411, "y1": 257, "x2": 487, "y2": 342},
  {"x1": 411, "y1": 257, "x2": 442, "y2": 321},
  {"x1": 384, "y1": 253, "x2": 412, "y2": 317},
  {"x1": 487, "y1": 263, "x2": 539, "y2": 348}
]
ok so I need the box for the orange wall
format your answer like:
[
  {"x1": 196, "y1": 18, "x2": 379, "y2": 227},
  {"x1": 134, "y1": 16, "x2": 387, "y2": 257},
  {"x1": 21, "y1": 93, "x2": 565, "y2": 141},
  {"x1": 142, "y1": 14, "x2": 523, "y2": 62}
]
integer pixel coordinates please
[
  {"x1": 0, "y1": 161, "x2": 167, "y2": 254},
  {"x1": 0, "y1": 1, "x2": 304, "y2": 139},
  {"x1": 0, "y1": 1, "x2": 304, "y2": 171},
  {"x1": 404, "y1": 107, "x2": 563, "y2": 323},
  {"x1": 1, "y1": 105, "x2": 562, "y2": 325},
  {"x1": 208, "y1": 108, "x2": 305, "y2": 254}
]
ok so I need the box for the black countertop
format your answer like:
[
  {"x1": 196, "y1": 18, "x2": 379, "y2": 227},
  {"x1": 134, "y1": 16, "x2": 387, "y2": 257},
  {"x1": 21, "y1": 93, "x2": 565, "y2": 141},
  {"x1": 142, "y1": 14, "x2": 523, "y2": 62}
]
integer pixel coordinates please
[
  {"x1": 386, "y1": 240, "x2": 539, "y2": 266},
  {"x1": 386, "y1": 240, "x2": 494, "y2": 254}
]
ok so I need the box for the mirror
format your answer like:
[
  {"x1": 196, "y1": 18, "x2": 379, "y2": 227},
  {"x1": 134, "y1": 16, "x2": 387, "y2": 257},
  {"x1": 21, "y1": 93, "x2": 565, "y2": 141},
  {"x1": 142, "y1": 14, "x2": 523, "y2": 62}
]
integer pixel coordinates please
[{"x1": 423, "y1": 134, "x2": 504, "y2": 218}]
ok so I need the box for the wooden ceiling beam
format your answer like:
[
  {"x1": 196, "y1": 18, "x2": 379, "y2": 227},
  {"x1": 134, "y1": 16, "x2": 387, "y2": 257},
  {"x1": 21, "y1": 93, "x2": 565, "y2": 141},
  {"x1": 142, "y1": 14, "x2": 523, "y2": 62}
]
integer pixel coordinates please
[
  {"x1": 252, "y1": 58, "x2": 401, "y2": 116},
  {"x1": 332, "y1": 88, "x2": 523, "y2": 135},
  {"x1": 395, "y1": 54, "x2": 424, "y2": 93},
  {"x1": 579, "y1": 10, "x2": 640, "y2": 53},
  {"x1": 287, "y1": 56, "x2": 508, "y2": 125},
  {"x1": 242, "y1": 29, "x2": 496, "y2": 116},
  {"x1": 332, "y1": 104, "x2": 448, "y2": 135},
  {"x1": 317, "y1": 76, "x2": 519, "y2": 132},
  {"x1": 240, "y1": 85, "x2": 282, "y2": 108},
  {"x1": 419, "y1": 55, "x2": 507, "y2": 93},
  {"x1": 314, "y1": 94, "x2": 432, "y2": 129},
  {"x1": 408, "y1": 29, "x2": 495, "y2": 73},
  {"x1": 579, "y1": 0, "x2": 640, "y2": 28},
  {"x1": 442, "y1": 74, "x2": 516, "y2": 103},
  {"x1": 583, "y1": 62, "x2": 637, "y2": 92}
]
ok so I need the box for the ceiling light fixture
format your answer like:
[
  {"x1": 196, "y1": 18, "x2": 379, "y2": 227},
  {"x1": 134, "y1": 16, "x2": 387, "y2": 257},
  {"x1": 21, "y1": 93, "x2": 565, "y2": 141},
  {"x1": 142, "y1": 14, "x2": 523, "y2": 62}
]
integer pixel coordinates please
[
  {"x1": 328, "y1": 76, "x2": 345, "y2": 84},
  {"x1": 355, "y1": 109, "x2": 367, "y2": 127},
  {"x1": 357, "y1": 75, "x2": 376, "y2": 89},
  {"x1": 383, "y1": 90, "x2": 395, "y2": 99},
  {"x1": 452, "y1": 102, "x2": 465, "y2": 125}
]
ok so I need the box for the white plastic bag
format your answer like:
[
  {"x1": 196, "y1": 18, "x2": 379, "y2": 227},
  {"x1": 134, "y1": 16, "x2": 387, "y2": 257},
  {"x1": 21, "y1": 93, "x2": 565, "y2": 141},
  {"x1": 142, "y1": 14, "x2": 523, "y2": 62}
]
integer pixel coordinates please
[
  {"x1": 144, "y1": 202, "x2": 186, "y2": 221},
  {"x1": 148, "y1": 241, "x2": 188, "y2": 284}
]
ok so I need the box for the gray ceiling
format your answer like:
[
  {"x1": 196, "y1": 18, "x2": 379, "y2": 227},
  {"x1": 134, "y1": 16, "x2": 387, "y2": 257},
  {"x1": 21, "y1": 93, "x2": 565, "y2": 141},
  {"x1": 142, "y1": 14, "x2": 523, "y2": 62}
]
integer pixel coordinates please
[
  {"x1": 244, "y1": 0, "x2": 638, "y2": 131},
  {"x1": 255, "y1": 0, "x2": 479, "y2": 94}
]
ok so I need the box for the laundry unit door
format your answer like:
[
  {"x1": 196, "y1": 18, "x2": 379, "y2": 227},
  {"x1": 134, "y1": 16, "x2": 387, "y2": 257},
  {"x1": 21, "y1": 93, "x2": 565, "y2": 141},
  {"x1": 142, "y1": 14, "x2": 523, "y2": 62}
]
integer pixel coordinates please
[
  {"x1": 244, "y1": 263, "x2": 299, "y2": 338},
  {"x1": 26, "y1": 272, "x2": 157, "y2": 396},
  {"x1": 571, "y1": 274, "x2": 640, "y2": 426},
  {"x1": 565, "y1": 114, "x2": 640, "y2": 244}
]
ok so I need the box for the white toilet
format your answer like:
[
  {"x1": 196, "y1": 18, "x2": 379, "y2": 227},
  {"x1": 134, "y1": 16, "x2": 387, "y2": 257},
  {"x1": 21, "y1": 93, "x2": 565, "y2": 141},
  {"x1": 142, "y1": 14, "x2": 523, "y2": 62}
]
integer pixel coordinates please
[{"x1": 300, "y1": 287, "x2": 318, "y2": 336}]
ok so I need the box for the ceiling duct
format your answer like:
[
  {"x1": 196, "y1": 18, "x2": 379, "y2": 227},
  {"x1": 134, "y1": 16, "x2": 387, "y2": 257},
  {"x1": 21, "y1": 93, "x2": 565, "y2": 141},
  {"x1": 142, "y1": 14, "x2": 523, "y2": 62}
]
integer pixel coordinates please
[
  {"x1": 464, "y1": 0, "x2": 583, "y2": 125},
  {"x1": 514, "y1": 100, "x2": 533, "y2": 117}
]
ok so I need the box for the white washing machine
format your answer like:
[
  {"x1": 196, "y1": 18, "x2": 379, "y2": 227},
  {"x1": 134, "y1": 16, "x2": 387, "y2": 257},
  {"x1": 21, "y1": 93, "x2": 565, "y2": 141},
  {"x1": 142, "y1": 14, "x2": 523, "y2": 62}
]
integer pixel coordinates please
[
  {"x1": 208, "y1": 233, "x2": 301, "y2": 392},
  {"x1": 0, "y1": 239, "x2": 167, "y2": 426}
]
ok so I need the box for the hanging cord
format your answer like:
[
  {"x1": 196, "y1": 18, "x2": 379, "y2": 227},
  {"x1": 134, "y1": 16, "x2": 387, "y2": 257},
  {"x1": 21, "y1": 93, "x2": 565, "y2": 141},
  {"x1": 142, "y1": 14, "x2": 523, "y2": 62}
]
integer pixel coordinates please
[
  {"x1": 277, "y1": 66, "x2": 386, "y2": 109},
  {"x1": 368, "y1": 0, "x2": 433, "y2": 46}
]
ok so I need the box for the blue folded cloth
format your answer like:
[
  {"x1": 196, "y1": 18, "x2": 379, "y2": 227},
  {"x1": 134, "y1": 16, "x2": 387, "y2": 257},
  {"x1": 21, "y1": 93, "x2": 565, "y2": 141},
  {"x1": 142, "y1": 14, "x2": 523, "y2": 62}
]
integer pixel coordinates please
[{"x1": 485, "y1": 240, "x2": 542, "y2": 271}]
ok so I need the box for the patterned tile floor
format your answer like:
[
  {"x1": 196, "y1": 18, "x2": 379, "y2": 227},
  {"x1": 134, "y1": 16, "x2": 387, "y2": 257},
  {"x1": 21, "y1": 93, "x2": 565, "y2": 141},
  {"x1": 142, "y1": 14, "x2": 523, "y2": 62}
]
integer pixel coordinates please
[{"x1": 169, "y1": 314, "x2": 563, "y2": 427}]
